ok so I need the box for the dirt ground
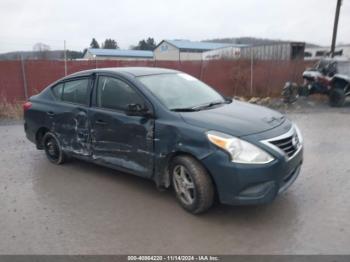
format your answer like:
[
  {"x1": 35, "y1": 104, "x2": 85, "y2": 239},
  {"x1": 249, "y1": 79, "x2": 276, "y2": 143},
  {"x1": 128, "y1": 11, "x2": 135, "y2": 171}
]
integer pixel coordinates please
[{"x1": 0, "y1": 98, "x2": 349, "y2": 254}]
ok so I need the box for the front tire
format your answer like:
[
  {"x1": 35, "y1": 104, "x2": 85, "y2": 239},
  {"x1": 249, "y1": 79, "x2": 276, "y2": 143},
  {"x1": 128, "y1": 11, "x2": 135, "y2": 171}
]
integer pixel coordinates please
[
  {"x1": 329, "y1": 88, "x2": 345, "y2": 107},
  {"x1": 43, "y1": 132, "x2": 66, "y2": 165},
  {"x1": 170, "y1": 156, "x2": 214, "y2": 214}
]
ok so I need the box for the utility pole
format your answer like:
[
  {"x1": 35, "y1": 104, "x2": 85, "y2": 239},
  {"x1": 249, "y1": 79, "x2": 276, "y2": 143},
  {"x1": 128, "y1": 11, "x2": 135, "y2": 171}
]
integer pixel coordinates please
[
  {"x1": 330, "y1": 0, "x2": 342, "y2": 57},
  {"x1": 20, "y1": 54, "x2": 28, "y2": 100},
  {"x1": 250, "y1": 49, "x2": 254, "y2": 96},
  {"x1": 64, "y1": 40, "x2": 67, "y2": 75}
]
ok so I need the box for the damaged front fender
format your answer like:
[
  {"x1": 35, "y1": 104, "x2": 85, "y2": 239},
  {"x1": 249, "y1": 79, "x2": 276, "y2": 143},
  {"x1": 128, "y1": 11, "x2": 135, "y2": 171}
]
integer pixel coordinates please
[{"x1": 153, "y1": 119, "x2": 214, "y2": 189}]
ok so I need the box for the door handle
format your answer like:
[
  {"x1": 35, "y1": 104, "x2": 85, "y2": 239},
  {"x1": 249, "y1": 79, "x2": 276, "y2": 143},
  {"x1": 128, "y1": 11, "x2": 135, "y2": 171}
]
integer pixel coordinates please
[
  {"x1": 77, "y1": 131, "x2": 89, "y2": 142},
  {"x1": 47, "y1": 111, "x2": 55, "y2": 117},
  {"x1": 95, "y1": 119, "x2": 107, "y2": 125}
]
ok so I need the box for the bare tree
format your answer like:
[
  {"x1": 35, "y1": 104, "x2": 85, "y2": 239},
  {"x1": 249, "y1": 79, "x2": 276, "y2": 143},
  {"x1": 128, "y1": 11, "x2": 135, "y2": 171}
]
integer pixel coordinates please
[{"x1": 33, "y1": 42, "x2": 51, "y2": 59}]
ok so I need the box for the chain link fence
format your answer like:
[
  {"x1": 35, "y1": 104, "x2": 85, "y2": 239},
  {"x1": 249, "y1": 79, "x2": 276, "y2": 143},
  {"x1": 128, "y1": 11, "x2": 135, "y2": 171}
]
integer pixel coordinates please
[{"x1": 0, "y1": 59, "x2": 314, "y2": 103}]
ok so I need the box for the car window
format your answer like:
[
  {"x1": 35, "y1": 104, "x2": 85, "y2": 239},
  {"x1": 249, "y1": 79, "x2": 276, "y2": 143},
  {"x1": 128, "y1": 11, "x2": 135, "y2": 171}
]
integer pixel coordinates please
[
  {"x1": 62, "y1": 79, "x2": 90, "y2": 105},
  {"x1": 96, "y1": 76, "x2": 143, "y2": 111},
  {"x1": 52, "y1": 83, "x2": 64, "y2": 100}
]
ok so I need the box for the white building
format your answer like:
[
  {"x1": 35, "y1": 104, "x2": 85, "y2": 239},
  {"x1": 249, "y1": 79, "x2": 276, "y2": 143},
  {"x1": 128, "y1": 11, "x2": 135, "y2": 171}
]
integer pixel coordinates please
[
  {"x1": 203, "y1": 42, "x2": 305, "y2": 61},
  {"x1": 305, "y1": 45, "x2": 350, "y2": 60},
  {"x1": 83, "y1": 48, "x2": 154, "y2": 60},
  {"x1": 153, "y1": 40, "x2": 233, "y2": 61},
  {"x1": 202, "y1": 45, "x2": 246, "y2": 60}
]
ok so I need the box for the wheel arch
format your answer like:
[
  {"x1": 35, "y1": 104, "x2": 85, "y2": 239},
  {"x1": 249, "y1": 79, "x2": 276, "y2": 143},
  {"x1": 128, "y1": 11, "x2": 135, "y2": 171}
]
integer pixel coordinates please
[
  {"x1": 35, "y1": 127, "x2": 50, "y2": 149},
  {"x1": 158, "y1": 151, "x2": 218, "y2": 197}
]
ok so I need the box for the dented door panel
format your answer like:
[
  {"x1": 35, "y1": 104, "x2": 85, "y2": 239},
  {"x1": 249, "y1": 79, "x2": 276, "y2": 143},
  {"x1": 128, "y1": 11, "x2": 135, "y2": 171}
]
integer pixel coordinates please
[
  {"x1": 89, "y1": 107, "x2": 154, "y2": 178},
  {"x1": 49, "y1": 103, "x2": 91, "y2": 156}
]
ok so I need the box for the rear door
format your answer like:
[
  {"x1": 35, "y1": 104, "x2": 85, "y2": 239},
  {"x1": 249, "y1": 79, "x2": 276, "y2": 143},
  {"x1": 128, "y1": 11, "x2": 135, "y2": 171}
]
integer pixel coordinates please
[
  {"x1": 89, "y1": 74, "x2": 154, "y2": 178},
  {"x1": 49, "y1": 76, "x2": 93, "y2": 156}
]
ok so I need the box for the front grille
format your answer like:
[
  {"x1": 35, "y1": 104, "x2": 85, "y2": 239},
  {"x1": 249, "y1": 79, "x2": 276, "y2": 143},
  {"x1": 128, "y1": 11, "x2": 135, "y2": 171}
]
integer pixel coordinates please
[{"x1": 269, "y1": 134, "x2": 299, "y2": 157}]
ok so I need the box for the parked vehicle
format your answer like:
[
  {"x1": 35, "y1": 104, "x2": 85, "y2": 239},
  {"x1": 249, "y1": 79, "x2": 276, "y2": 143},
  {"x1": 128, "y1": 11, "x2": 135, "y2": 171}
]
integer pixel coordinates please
[
  {"x1": 24, "y1": 67, "x2": 303, "y2": 214},
  {"x1": 282, "y1": 58, "x2": 350, "y2": 106}
]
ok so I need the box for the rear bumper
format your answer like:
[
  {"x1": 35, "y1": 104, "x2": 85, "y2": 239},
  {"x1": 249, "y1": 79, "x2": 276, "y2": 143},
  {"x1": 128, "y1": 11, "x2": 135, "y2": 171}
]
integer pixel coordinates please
[
  {"x1": 24, "y1": 121, "x2": 36, "y2": 145},
  {"x1": 201, "y1": 146, "x2": 303, "y2": 206}
]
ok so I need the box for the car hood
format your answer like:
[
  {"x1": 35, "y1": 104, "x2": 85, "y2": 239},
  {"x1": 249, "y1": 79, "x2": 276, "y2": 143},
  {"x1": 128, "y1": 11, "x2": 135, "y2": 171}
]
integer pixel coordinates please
[{"x1": 180, "y1": 100, "x2": 286, "y2": 137}]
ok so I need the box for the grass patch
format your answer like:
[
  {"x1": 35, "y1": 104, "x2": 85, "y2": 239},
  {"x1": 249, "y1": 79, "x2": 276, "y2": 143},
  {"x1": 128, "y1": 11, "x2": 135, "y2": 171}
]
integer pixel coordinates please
[{"x1": 0, "y1": 97, "x2": 23, "y2": 120}]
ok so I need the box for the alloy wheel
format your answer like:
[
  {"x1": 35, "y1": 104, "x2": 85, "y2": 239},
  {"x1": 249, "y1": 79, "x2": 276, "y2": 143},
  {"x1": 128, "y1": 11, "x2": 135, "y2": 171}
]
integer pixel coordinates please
[{"x1": 172, "y1": 165, "x2": 196, "y2": 205}]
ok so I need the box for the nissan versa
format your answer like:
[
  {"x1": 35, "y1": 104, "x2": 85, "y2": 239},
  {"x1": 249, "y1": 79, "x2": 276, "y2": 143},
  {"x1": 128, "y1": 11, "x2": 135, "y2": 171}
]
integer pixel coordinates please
[{"x1": 24, "y1": 67, "x2": 303, "y2": 214}]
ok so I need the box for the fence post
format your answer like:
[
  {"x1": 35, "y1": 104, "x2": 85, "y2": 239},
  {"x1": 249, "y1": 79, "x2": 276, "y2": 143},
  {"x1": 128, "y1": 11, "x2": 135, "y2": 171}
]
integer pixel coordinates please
[
  {"x1": 64, "y1": 40, "x2": 67, "y2": 76},
  {"x1": 250, "y1": 49, "x2": 254, "y2": 96},
  {"x1": 199, "y1": 59, "x2": 204, "y2": 80},
  {"x1": 20, "y1": 54, "x2": 28, "y2": 100}
]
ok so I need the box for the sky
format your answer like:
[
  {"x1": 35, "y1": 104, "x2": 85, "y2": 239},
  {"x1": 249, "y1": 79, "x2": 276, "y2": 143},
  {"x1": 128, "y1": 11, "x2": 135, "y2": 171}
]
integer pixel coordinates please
[{"x1": 0, "y1": 0, "x2": 349, "y2": 53}]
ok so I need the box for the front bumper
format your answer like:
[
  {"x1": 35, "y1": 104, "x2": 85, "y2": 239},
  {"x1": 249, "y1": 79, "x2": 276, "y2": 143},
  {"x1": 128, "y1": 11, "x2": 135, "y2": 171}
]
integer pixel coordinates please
[{"x1": 201, "y1": 135, "x2": 303, "y2": 206}]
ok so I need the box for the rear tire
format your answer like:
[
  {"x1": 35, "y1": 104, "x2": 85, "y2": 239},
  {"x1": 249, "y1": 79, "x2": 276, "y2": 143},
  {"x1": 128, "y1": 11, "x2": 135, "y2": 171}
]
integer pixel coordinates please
[
  {"x1": 329, "y1": 88, "x2": 345, "y2": 107},
  {"x1": 170, "y1": 156, "x2": 214, "y2": 214},
  {"x1": 42, "y1": 132, "x2": 66, "y2": 165}
]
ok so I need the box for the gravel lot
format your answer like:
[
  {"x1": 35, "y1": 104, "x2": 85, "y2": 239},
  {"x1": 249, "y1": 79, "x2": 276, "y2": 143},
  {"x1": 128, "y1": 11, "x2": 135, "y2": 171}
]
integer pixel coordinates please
[{"x1": 0, "y1": 99, "x2": 349, "y2": 254}]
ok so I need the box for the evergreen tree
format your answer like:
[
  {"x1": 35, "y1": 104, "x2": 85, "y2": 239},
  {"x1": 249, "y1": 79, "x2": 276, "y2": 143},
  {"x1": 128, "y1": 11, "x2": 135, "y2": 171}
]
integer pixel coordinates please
[
  {"x1": 90, "y1": 38, "x2": 100, "y2": 48},
  {"x1": 133, "y1": 37, "x2": 156, "y2": 50},
  {"x1": 102, "y1": 39, "x2": 119, "y2": 49}
]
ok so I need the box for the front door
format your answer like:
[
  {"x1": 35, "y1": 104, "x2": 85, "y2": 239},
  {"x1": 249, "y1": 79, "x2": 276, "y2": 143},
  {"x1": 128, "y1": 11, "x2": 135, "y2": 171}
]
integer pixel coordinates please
[{"x1": 89, "y1": 75, "x2": 154, "y2": 178}]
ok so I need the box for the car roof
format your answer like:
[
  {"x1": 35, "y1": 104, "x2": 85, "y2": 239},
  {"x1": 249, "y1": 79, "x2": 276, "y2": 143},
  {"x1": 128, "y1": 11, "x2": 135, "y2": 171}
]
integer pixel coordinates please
[{"x1": 68, "y1": 67, "x2": 179, "y2": 78}]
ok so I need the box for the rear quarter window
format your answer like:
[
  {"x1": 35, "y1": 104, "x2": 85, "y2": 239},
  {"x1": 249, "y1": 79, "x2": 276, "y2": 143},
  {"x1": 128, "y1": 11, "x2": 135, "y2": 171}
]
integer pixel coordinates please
[{"x1": 51, "y1": 83, "x2": 64, "y2": 100}]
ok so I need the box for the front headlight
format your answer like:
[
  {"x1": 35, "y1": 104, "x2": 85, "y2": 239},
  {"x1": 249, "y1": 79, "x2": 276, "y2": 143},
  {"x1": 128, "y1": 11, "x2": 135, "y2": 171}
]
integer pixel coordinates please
[{"x1": 207, "y1": 131, "x2": 274, "y2": 164}]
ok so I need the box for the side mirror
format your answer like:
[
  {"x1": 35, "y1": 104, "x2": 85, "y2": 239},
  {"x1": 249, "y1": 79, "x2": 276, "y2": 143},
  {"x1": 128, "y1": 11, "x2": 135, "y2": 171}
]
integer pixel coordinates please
[{"x1": 126, "y1": 103, "x2": 152, "y2": 117}]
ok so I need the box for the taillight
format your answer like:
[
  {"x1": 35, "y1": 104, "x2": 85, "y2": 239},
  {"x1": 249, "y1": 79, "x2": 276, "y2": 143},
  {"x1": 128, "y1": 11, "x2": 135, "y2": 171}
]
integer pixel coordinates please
[{"x1": 23, "y1": 101, "x2": 32, "y2": 112}]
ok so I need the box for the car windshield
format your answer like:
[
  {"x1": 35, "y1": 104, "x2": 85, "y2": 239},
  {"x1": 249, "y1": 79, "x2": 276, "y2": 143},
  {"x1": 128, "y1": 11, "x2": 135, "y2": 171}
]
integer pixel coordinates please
[{"x1": 137, "y1": 73, "x2": 225, "y2": 110}]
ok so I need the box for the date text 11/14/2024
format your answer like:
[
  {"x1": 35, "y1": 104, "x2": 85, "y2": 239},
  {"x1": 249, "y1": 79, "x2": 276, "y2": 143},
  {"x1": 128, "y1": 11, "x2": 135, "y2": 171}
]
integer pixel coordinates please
[{"x1": 127, "y1": 255, "x2": 220, "y2": 261}]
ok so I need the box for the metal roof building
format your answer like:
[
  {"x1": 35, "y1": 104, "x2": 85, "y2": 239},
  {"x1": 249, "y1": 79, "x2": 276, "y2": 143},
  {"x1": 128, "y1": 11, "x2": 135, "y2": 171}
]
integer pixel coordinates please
[
  {"x1": 160, "y1": 40, "x2": 235, "y2": 51},
  {"x1": 154, "y1": 40, "x2": 237, "y2": 61},
  {"x1": 83, "y1": 48, "x2": 154, "y2": 60},
  {"x1": 203, "y1": 42, "x2": 305, "y2": 61},
  {"x1": 304, "y1": 45, "x2": 350, "y2": 60}
]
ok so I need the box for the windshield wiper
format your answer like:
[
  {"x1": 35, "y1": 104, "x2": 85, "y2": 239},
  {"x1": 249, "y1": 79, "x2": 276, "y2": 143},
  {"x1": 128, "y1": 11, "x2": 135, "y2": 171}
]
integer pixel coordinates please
[
  {"x1": 192, "y1": 100, "x2": 226, "y2": 111},
  {"x1": 171, "y1": 99, "x2": 232, "y2": 112},
  {"x1": 171, "y1": 107, "x2": 198, "y2": 112}
]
